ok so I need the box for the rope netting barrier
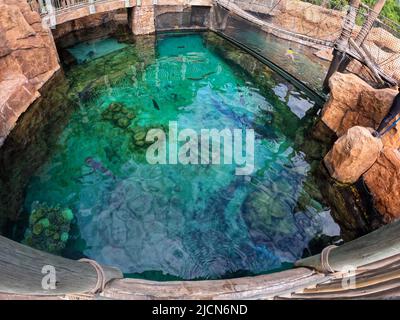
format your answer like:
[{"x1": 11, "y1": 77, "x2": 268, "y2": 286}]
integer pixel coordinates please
[{"x1": 347, "y1": 3, "x2": 400, "y2": 85}]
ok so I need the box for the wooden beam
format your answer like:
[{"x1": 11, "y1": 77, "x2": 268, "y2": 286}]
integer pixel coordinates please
[
  {"x1": 349, "y1": 38, "x2": 385, "y2": 84},
  {"x1": 322, "y1": 0, "x2": 360, "y2": 92},
  {"x1": 0, "y1": 236, "x2": 122, "y2": 296},
  {"x1": 295, "y1": 220, "x2": 400, "y2": 273},
  {"x1": 101, "y1": 268, "x2": 327, "y2": 300}
]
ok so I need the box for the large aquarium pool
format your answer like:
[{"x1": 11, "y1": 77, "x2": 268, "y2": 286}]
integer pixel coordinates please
[{"x1": 4, "y1": 31, "x2": 341, "y2": 280}]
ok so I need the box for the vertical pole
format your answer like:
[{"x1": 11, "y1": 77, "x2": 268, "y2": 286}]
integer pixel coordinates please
[
  {"x1": 338, "y1": 0, "x2": 387, "y2": 73},
  {"x1": 89, "y1": 0, "x2": 96, "y2": 15},
  {"x1": 44, "y1": 0, "x2": 57, "y2": 29},
  {"x1": 322, "y1": 0, "x2": 360, "y2": 93}
]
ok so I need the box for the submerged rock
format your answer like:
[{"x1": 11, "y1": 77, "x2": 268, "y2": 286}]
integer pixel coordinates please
[
  {"x1": 364, "y1": 147, "x2": 400, "y2": 223},
  {"x1": 101, "y1": 102, "x2": 136, "y2": 129},
  {"x1": 324, "y1": 126, "x2": 383, "y2": 184}
]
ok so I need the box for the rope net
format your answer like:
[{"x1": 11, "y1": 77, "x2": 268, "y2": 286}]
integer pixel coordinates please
[{"x1": 347, "y1": 3, "x2": 400, "y2": 86}]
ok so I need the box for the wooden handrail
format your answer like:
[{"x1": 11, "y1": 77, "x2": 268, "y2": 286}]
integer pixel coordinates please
[
  {"x1": 295, "y1": 219, "x2": 400, "y2": 273},
  {"x1": 0, "y1": 235, "x2": 122, "y2": 296}
]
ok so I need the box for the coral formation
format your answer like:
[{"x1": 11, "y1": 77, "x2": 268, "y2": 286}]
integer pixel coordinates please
[
  {"x1": 22, "y1": 202, "x2": 74, "y2": 254},
  {"x1": 101, "y1": 102, "x2": 136, "y2": 129}
]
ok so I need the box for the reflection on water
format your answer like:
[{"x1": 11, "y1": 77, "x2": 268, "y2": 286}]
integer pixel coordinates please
[
  {"x1": 222, "y1": 14, "x2": 329, "y2": 94},
  {"x1": 4, "y1": 32, "x2": 340, "y2": 280}
]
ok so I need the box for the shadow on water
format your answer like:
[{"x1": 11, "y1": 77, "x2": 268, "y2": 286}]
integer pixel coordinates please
[{"x1": 0, "y1": 71, "x2": 76, "y2": 237}]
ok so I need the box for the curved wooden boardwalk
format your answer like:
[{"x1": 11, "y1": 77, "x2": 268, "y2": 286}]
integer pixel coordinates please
[{"x1": 1, "y1": 220, "x2": 400, "y2": 299}]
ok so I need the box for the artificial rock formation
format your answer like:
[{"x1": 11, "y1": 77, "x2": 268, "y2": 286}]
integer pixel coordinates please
[
  {"x1": 321, "y1": 72, "x2": 398, "y2": 141},
  {"x1": 364, "y1": 147, "x2": 400, "y2": 223},
  {"x1": 324, "y1": 126, "x2": 383, "y2": 184},
  {"x1": 272, "y1": 0, "x2": 345, "y2": 42},
  {"x1": 52, "y1": 11, "x2": 121, "y2": 40},
  {"x1": 0, "y1": 0, "x2": 60, "y2": 146}
]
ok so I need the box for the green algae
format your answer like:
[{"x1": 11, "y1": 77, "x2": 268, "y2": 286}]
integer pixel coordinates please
[{"x1": 22, "y1": 203, "x2": 74, "y2": 254}]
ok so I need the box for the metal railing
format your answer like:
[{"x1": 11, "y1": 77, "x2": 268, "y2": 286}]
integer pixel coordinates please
[{"x1": 28, "y1": 0, "x2": 115, "y2": 16}]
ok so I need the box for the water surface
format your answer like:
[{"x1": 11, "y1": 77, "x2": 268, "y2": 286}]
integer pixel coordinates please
[{"x1": 21, "y1": 32, "x2": 339, "y2": 280}]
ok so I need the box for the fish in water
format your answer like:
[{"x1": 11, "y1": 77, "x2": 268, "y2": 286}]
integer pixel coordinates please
[
  {"x1": 78, "y1": 80, "x2": 95, "y2": 103},
  {"x1": 87, "y1": 50, "x2": 96, "y2": 59},
  {"x1": 187, "y1": 71, "x2": 216, "y2": 82},
  {"x1": 152, "y1": 99, "x2": 160, "y2": 110},
  {"x1": 177, "y1": 45, "x2": 185, "y2": 49},
  {"x1": 85, "y1": 157, "x2": 116, "y2": 180},
  {"x1": 202, "y1": 71, "x2": 216, "y2": 77},
  {"x1": 187, "y1": 77, "x2": 203, "y2": 81}
]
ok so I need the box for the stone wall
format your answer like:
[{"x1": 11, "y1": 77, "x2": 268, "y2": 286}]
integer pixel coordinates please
[
  {"x1": 0, "y1": 0, "x2": 60, "y2": 147},
  {"x1": 364, "y1": 147, "x2": 400, "y2": 223},
  {"x1": 128, "y1": 5, "x2": 155, "y2": 35},
  {"x1": 321, "y1": 72, "x2": 398, "y2": 142},
  {"x1": 322, "y1": 72, "x2": 400, "y2": 224},
  {"x1": 52, "y1": 11, "x2": 124, "y2": 41}
]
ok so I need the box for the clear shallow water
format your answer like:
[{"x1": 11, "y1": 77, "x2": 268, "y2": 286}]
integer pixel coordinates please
[
  {"x1": 67, "y1": 38, "x2": 128, "y2": 64},
  {"x1": 22, "y1": 32, "x2": 339, "y2": 279}
]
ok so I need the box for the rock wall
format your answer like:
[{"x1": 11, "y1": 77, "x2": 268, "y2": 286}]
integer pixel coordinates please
[
  {"x1": 321, "y1": 72, "x2": 398, "y2": 143},
  {"x1": 52, "y1": 11, "x2": 125, "y2": 41},
  {"x1": 322, "y1": 72, "x2": 400, "y2": 224},
  {"x1": 364, "y1": 147, "x2": 400, "y2": 223},
  {"x1": 0, "y1": 0, "x2": 60, "y2": 147},
  {"x1": 272, "y1": 0, "x2": 344, "y2": 42},
  {"x1": 0, "y1": 71, "x2": 71, "y2": 235},
  {"x1": 128, "y1": 5, "x2": 155, "y2": 35}
]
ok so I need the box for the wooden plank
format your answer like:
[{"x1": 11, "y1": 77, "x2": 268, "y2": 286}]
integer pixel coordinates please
[
  {"x1": 0, "y1": 236, "x2": 123, "y2": 295},
  {"x1": 287, "y1": 278, "x2": 400, "y2": 299},
  {"x1": 295, "y1": 220, "x2": 400, "y2": 273},
  {"x1": 303, "y1": 269, "x2": 400, "y2": 293},
  {"x1": 101, "y1": 268, "x2": 327, "y2": 300}
]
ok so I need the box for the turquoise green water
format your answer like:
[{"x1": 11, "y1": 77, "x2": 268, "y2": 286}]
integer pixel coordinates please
[
  {"x1": 22, "y1": 32, "x2": 339, "y2": 280},
  {"x1": 67, "y1": 38, "x2": 128, "y2": 64}
]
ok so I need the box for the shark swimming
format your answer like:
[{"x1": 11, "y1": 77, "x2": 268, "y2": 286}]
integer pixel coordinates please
[
  {"x1": 210, "y1": 95, "x2": 277, "y2": 139},
  {"x1": 152, "y1": 99, "x2": 160, "y2": 111},
  {"x1": 84, "y1": 157, "x2": 116, "y2": 180}
]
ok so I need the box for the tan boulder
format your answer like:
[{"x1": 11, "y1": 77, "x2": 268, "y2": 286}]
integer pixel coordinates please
[
  {"x1": 364, "y1": 147, "x2": 400, "y2": 223},
  {"x1": 321, "y1": 72, "x2": 398, "y2": 137},
  {"x1": 324, "y1": 126, "x2": 383, "y2": 184}
]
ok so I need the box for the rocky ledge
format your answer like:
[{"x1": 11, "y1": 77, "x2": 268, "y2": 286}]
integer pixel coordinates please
[
  {"x1": 323, "y1": 72, "x2": 400, "y2": 223},
  {"x1": 321, "y1": 72, "x2": 398, "y2": 140},
  {"x1": 0, "y1": 0, "x2": 60, "y2": 146}
]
